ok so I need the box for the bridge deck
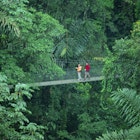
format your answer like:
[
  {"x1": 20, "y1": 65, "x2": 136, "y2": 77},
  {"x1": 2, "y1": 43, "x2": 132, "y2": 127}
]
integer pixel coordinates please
[{"x1": 29, "y1": 76, "x2": 104, "y2": 87}]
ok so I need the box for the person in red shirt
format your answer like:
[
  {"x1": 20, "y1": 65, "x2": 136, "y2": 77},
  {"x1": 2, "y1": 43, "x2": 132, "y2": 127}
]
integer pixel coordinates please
[{"x1": 84, "y1": 62, "x2": 90, "y2": 80}]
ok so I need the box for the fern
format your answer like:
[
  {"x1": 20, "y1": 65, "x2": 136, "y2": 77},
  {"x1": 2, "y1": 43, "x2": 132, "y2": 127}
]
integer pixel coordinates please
[{"x1": 111, "y1": 88, "x2": 140, "y2": 126}]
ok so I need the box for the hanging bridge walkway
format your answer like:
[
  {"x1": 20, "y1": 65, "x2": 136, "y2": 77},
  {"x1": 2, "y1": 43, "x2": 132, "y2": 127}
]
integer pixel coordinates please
[
  {"x1": 28, "y1": 76, "x2": 104, "y2": 87},
  {"x1": 26, "y1": 59, "x2": 104, "y2": 87},
  {"x1": 10, "y1": 59, "x2": 104, "y2": 88}
]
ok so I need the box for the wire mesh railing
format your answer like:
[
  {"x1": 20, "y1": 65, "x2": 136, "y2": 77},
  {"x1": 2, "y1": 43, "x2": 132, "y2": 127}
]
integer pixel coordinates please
[
  {"x1": 30, "y1": 60, "x2": 104, "y2": 82},
  {"x1": 62, "y1": 64, "x2": 103, "y2": 80}
]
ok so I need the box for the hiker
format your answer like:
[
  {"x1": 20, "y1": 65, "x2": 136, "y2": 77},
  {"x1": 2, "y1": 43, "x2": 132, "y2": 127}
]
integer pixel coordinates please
[
  {"x1": 76, "y1": 64, "x2": 82, "y2": 80},
  {"x1": 84, "y1": 62, "x2": 90, "y2": 80}
]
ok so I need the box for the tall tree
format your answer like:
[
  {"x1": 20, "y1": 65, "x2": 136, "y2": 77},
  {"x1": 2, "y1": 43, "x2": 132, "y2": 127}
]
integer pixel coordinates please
[
  {"x1": 102, "y1": 21, "x2": 140, "y2": 93},
  {"x1": 0, "y1": 0, "x2": 66, "y2": 84},
  {"x1": 29, "y1": 0, "x2": 114, "y2": 60},
  {"x1": 97, "y1": 20, "x2": 140, "y2": 140}
]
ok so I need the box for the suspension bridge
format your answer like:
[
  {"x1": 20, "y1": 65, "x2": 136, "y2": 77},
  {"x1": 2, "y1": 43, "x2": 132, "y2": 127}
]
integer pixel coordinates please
[
  {"x1": 27, "y1": 59, "x2": 104, "y2": 87},
  {"x1": 9, "y1": 59, "x2": 104, "y2": 89},
  {"x1": 28, "y1": 76, "x2": 104, "y2": 87}
]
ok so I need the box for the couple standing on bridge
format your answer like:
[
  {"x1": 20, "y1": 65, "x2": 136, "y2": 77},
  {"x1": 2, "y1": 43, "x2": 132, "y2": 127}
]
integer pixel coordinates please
[{"x1": 76, "y1": 63, "x2": 90, "y2": 80}]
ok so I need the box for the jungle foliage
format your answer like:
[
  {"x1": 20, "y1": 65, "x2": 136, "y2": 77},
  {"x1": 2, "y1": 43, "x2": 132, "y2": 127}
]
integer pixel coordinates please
[
  {"x1": 0, "y1": 0, "x2": 140, "y2": 140},
  {"x1": 99, "y1": 19, "x2": 140, "y2": 140},
  {"x1": 0, "y1": 74, "x2": 45, "y2": 140},
  {"x1": 0, "y1": 0, "x2": 65, "y2": 84}
]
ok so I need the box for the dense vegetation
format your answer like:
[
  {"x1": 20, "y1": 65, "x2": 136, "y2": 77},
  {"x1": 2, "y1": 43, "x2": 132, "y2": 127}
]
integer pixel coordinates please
[{"x1": 0, "y1": 0, "x2": 140, "y2": 139}]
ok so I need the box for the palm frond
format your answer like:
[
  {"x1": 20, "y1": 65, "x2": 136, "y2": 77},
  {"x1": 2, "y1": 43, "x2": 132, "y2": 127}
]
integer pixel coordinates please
[
  {"x1": 0, "y1": 12, "x2": 20, "y2": 37},
  {"x1": 96, "y1": 126, "x2": 140, "y2": 140},
  {"x1": 111, "y1": 88, "x2": 140, "y2": 126},
  {"x1": 128, "y1": 126, "x2": 140, "y2": 140},
  {"x1": 96, "y1": 130, "x2": 128, "y2": 140}
]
